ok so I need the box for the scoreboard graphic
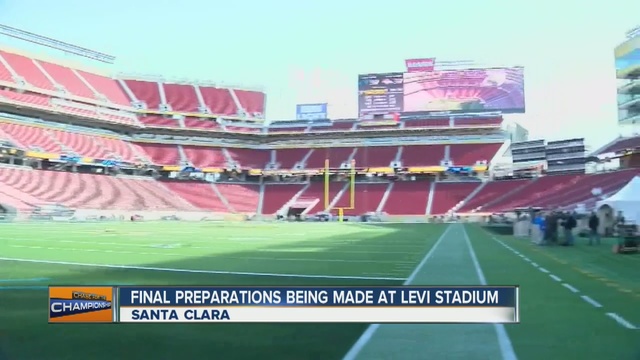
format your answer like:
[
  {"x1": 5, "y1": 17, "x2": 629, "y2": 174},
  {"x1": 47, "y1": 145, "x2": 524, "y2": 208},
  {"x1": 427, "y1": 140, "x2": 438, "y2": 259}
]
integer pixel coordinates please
[{"x1": 358, "y1": 73, "x2": 404, "y2": 116}]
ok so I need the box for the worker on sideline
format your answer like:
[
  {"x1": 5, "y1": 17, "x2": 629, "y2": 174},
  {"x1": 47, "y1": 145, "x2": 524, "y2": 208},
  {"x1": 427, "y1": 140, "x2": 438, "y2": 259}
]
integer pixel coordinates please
[{"x1": 588, "y1": 212, "x2": 600, "y2": 245}]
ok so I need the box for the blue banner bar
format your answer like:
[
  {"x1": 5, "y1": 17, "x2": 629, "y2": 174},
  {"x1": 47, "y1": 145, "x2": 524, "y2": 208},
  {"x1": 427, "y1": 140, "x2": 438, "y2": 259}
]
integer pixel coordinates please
[{"x1": 118, "y1": 286, "x2": 517, "y2": 307}]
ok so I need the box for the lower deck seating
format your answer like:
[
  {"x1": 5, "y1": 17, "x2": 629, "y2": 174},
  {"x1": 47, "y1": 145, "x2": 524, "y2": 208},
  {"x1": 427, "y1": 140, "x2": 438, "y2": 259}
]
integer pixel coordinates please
[
  {"x1": 341, "y1": 183, "x2": 388, "y2": 216},
  {"x1": 458, "y1": 180, "x2": 530, "y2": 213},
  {"x1": 1, "y1": 164, "x2": 637, "y2": 217},
  {"x1": 261, "y1": 184, "x2": 305, "y2": 214},
  {"x1": 216, "y1": 184, "x2": 260, "y2": 213},
  {"x1": 0, "y1": 168, "x2": 196, "y2": 211},
  {"x1": 430, "y1": 182, "x2": 479, "y2": 215},
  {"x1": 382, "y1": 182, "x2": 431, "y2": 215},
  {"x1": 162, "y1": 182, "x2": 228, "y2": 212}
]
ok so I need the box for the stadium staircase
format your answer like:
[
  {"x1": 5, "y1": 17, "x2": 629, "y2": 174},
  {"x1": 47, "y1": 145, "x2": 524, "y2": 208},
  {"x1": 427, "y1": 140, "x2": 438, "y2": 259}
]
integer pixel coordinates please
[
  {"x1": 477, "y1": 178, "x2": 539, "y2": 212},
  {"x1": 177, "y1": 145, "x2": 189, "y2": 164},
  {"x1": 458, "y1": 179, "x2": 530, "y2": 213},
  {"x1": 157, "y1": 82, "x2": 169, "y2": 109},
  {"x1": 221, "y1": 148, "x2": 235, "y2": 168},
  {"x1": 193, "y1": 85, "x2": 208, "y2": 112},
  {"x1": 394, "y1": 146, "x2": 403, "y2": 163},
  {"x1": 210, "y1": 183, "x2": 234, "y2": 212},
  {"x1": 116, "y1": 79, "x2": 137, "y2": 103},
  {"x1": 272, "y1": 183, "x2": 311, "y2": 215},
  {"x1": 257, "y1": 183, "x2": 266, "y2": 214},
  {"x1": 451, "y1": 182, "x2": 486, "y2": 213},
  {"x1": 227, "y1": 88, "x2": 244, "y2": 116},
  {"x1": 376, "y1": 182, "x2": 394, "y2": 213},
  {"x1": 217, "y1": 184, "x2": 260, "y2": 214},
  {"x1": 425, "y1": 182, "x2": 436, "y2": 215},
  {"x1": 0, "y1": 53, "x2": 20, "y2": 83},
  {"x1": 298, "y1": 149, "x2": 314, "y2": 169},
  {"x1": 30, "y1": 60, "x2": 65, "y2": 94},
  {"x1": 70, "y1": 69, "x2": 102, "y2": 99},
  {"x1": 430, "y1": 182, "x2": 480, "y2": 215},
  {"x1": 124, "y1": 141, "x2": 152, "y2": 163},
  {"x1": 326, "y1": 182, "x2": 351, "y2": 212}
]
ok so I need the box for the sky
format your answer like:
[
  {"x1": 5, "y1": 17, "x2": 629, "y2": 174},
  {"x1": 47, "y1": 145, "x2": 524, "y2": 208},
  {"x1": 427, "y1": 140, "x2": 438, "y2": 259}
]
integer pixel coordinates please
[{"x1": 0, "y1": 0, "x2": 638, "y2": 150}]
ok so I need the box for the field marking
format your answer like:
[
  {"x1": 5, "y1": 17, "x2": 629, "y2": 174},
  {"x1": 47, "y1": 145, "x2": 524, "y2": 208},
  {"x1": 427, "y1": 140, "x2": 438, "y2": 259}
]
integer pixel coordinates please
[
  {"x1": 561, "y1": 283, "x2": 579, "y2": 293},
  {"x1": 538, "y1": 267, "x2": 549, "y2": 273},
  {"x1": 0, "y1": 286, "x2": 48, "y2": 291},
  {"x1": 0, "y1": 257, "x2": 405, "y2": 281},
  {"x1": 462, "y1": 227, "x2": 517, "y2": 360},
  {"x1": 488, "y1": 234, "x2": 639, "y2": 331},
  {"x1": 8, "y1": 236, "x2": 428, "y2": 251},
  {"x1": 605, "y1": 313, "x2": 637, "y2": 330},
  {"x1": 342, "y1": 225, "x2": 454, "y2": 360},
  {"x1": 580, "y1": 295, "x2": 602, "y2": 308},
  {"x1": 18, "y1": 238, "x2": 422, "y2": 255},
  {"x1": 7, "y1": 245, "x2": 413, "y2": 264},
  {"x1": 0, "y1": 278, "x2": 50, "y2": 283}
]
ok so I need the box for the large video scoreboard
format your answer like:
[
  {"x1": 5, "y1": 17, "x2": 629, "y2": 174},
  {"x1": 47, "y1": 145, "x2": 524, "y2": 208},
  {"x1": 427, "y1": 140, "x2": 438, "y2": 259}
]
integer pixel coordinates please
[{"x1": 357, "y1": 67, "x2": 526, "y2": 117}]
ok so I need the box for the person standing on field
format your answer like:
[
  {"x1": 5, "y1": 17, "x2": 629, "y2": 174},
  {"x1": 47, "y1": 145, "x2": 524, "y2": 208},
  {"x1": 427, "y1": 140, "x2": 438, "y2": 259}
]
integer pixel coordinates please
[{"x1": 588, "y1": 212, "x2": 600, "y2": 245}]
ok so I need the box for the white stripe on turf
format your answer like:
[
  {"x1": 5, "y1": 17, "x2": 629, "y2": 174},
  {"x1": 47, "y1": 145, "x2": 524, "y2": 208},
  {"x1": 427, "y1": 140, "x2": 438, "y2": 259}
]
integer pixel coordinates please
[
  {"x1": 462, "y1": 226, "x2": 518, "y2": 360},
  {"x1": 342, "y1": 224, "x2": 454, "y2": 360},
  {"x1": 0, "y1": 257, "x2": 404, "y2": 281}
]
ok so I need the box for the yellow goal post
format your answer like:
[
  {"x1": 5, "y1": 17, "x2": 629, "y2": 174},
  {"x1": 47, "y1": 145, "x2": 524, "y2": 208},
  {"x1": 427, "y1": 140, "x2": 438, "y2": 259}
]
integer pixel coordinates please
[{"x1": 324, "y1": 159, "x2": 356, "y2": 222}]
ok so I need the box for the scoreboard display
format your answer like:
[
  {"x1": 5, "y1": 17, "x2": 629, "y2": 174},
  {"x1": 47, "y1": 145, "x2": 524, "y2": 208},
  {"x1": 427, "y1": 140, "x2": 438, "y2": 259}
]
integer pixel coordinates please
[
  {"x1": 357, "y1": 67, "x2": 526, "y2": 117},
  {"x1": 358, "y1": 73, "x2": 404, "y2": 116}
]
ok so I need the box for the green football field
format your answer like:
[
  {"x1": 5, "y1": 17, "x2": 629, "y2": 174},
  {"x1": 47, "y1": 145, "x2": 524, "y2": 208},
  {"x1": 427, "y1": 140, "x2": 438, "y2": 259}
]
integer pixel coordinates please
[{"x1": 0, "y1": 222, "x2": 638, "y2": 360}]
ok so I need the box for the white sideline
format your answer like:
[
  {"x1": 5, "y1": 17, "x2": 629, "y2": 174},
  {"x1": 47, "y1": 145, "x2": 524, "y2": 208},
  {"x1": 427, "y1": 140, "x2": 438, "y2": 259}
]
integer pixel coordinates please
[
  {"x1": 580, "y1": 295, "x2": 602, "y2": 308},
  {"x1": 605, "y1": 313, "x2": 637, "y2": 329},
  {"x1": 7, "y1": 245, "x2": 415, "y2": 265},
  {"x1": 462, "y1": 226, "x2": 518, "y2": 360},
  {"x1": 0, "y1": 257, "x2": 405, "y2": 281},
  {"x1": 488, "y1": 234, "x2": 637, "y2": 331},
  {"x1": 342, "y1": 224, "x2": 454, "y2": 360}
]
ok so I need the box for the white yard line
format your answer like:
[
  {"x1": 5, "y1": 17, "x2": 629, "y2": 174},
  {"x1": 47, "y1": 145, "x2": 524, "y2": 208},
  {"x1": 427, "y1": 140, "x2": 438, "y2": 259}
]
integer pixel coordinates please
[
  {"x1": 462, "y1": 226, "x2": 518, "y2": 360},
  {"x1": 7, "y1": 245, "x2": 414, "y2": 264},
  {"x1": 0, "y1": 257, "x2": 404, "y2": 281},
  {"x1": 605, "y1": 313, "x2": 636, "y2": 329},
  {"x1": 487, "y1": 233, "x2": 637, "y2": 331},
  {"x1": 342, "y1": 225, "x2": 454, "y2": 360}
]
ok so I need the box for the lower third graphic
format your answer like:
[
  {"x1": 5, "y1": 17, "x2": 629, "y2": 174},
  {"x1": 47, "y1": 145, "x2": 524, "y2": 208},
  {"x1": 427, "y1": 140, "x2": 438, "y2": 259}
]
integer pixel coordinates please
[{"x1": 48, "y1": 286, "x2": 114, "y2": 323}]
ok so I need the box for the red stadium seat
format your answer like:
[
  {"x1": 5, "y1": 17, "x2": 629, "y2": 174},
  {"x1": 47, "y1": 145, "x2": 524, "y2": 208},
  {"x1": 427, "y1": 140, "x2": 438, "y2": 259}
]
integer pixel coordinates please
[
  {"x1": 430, "y1": 182, "x2": 480, "y2": 215},
  {"x1": 383, "y1": 182, "x2": 431, "y2": 215},
  {"x1": 36, "y1": 60, "x2": 95, "y2": 99},
  {"x1": 163, "y1": 83, "x2": 200, "y2": 113},
  {"x1": 199, "y1": 86, "x2": 237, "y2": 116},
  {"x1": 0, "y1": 51, "x2": 56, "y2": 90},
  {"x1": 76, "y1": 70, "x2": 132, "y2": 106},
  {"x1": 123, "y1": 80, "x2": 162, "y2": 110}
]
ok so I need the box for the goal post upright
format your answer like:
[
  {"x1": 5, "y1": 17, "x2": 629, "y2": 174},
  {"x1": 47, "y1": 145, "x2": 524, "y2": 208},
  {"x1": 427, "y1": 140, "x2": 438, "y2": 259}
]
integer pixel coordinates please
[
  {"x1": 324, "y1": 159, "x2": 356, "y2": 222},
  {"x1": 324, "y1": 159, "x2": 330, "y2": 210}
]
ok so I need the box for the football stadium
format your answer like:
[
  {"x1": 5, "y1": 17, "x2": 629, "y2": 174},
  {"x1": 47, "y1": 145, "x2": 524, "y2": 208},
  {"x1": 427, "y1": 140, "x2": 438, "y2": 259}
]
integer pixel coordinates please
[{"x1": 0, "y1": 16, "x2": 639, "y2": 360}]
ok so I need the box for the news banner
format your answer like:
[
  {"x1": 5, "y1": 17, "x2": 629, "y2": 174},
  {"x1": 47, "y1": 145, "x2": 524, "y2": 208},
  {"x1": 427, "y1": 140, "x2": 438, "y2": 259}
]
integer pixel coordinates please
[{"x1": 48, "y1": 286, "x2": 519, "y2": 323}]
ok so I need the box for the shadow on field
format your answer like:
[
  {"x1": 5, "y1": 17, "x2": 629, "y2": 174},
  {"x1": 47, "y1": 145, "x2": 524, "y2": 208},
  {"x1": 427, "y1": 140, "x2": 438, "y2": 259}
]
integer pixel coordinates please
[{"x1": 0, "y1": 222, "x2": 447, "y2": 360}]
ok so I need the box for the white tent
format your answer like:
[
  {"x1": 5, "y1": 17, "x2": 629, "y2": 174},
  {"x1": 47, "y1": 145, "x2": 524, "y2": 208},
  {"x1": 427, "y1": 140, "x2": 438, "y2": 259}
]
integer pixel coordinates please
[{"x1": 596, "y1": 176, "x2": 640, "y2": 224}]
